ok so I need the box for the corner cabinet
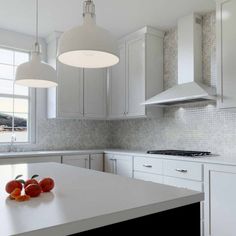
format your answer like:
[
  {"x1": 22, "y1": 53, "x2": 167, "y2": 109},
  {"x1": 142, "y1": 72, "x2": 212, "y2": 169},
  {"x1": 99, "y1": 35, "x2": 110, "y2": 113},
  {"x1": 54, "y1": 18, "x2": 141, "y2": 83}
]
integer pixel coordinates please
[
  {"x1": 108, "y1": 27, "x2": 164, "y2": 119},
  {"x1": 216, "y1": 0, "x2": 236, "y2": 109},
  {"x1": 47, "y1": 32, "x2": 107, "y2": 119},
  {"x1": 204, "y1": 164, "x2": 236, "y2": 236}
]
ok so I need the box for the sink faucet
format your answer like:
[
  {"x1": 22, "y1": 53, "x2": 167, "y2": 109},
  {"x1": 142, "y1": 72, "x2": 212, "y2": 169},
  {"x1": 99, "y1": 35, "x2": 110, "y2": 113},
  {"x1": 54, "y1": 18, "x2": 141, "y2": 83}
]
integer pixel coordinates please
[{"x1": 8, "y1": 133, "x2": 16, "y2": 152}]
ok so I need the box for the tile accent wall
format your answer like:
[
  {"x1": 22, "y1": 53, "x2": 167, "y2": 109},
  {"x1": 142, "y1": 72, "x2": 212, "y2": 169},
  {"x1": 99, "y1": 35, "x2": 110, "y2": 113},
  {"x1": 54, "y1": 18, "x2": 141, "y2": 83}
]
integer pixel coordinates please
[{"x1": 110, "y1": 12, "x2": 236, "y2": 156}]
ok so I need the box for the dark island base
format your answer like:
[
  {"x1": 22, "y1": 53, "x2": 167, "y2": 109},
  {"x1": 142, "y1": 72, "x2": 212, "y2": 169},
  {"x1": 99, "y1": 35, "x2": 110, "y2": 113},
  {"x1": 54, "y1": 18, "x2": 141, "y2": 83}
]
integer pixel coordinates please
[{"x1": 71, "y1": 203, "x2": 200, "y2": 236}]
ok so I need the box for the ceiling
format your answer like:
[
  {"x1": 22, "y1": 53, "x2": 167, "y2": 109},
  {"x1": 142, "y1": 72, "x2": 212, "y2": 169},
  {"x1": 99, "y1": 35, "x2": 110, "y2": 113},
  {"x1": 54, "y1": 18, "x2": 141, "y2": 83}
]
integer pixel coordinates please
[{"x1": 0, "y1": 0, "x2": 215, "y2": 39}]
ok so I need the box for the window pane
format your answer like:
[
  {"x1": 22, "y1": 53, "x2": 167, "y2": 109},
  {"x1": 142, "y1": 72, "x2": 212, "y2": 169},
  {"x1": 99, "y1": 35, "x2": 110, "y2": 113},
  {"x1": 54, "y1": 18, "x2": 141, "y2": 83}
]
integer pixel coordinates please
[
  {"x1": 0, "y1": 64, "x2": 14, "y2": 80},
  {"x1": 0, "y1": 97, "x2": 13, "y2": 112},
  {"x1": 0, "y1": 98, "x2": 28, "y2": 113},
  {"x1": 14, "y1": 98, "x2": 28, "y2": 113},
  {"x1": 0, "y1": 112, "x2": 12, "y2": 143},
  {"x1": 0, "y1": 79, "x2": 13, "y2": 95},
  {"x1": 14, "y1": 113, "x2": 28, "y2": 142},
  {"x1": 14, "y1": 84, "x2": 29, "y2": 96},
  {"x1": 0, "y1": 112, "x2": 28, "y2": 143},
  {"x1": 0, "y1": 48, "x2": 13, "y2": 65},
  {"x1": 14, "y1": 51, "x2": 29, "y2": 66}
]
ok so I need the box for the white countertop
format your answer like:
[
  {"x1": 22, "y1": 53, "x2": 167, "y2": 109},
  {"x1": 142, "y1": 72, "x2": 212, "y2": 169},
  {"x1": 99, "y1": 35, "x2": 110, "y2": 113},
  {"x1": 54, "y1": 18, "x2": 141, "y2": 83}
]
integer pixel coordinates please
[
  {"x1": 0, "y1": 149, "x2": 104, "y2": 158},
  {"x1": 0, "y1": 148, "x2": 236, "y2": 166},
  {"x1": 104, "y1": 149, "x2": 236, "y2": 166},
  {"x1": 0, "y1": 163, "x2": 203, "y2": 236}
]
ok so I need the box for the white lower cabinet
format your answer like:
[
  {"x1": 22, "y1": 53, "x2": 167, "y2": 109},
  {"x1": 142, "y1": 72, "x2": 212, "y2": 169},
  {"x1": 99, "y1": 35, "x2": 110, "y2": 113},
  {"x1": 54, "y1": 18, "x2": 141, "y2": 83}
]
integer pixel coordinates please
[
  {"x1": 133, "y1": 171, "x2": 163, "y2": 184},
  {"x1": 204, "y1": 164, "x2": 236, "y2": 236},
  {"x1": 62, "y1": 154, "x2": 104, "y2": 171},
  {"x1": 0, "y1": 156, "x2": 61, "y2": 165},
  {"x1": 104, "y1": 154, "x2": 133, "y2": 178},
  {"x1": 62, "y1": 155, "x2": 90, "y2": 169},
  {"x1": 90, "y1": 154, "x2": 104, "y2": 172}
]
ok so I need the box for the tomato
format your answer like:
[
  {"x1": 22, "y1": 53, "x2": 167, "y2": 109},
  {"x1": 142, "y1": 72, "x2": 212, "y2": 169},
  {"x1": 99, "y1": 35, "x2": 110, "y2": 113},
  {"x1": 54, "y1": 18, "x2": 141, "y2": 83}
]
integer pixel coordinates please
[
  {"x1": 39, "y1": 178, "x2": 55, "y2": 192},
  {"x1": 25, "y1": 184, "x2": 41, "y2": 197},
  {"x1": 24, "y1": 175, "x2": 39, "y2": 188},
  {"x1": 5, "y1": 180, "x2": 23, "y2": 194},
  {"x1": 24, "y1": 179, "x2": 38, "y2": 188}
]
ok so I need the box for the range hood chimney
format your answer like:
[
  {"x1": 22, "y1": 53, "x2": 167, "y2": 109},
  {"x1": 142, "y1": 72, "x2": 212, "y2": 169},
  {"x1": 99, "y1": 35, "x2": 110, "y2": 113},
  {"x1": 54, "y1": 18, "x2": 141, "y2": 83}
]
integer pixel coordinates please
[{"x1": 143, "y1": 13, "x2": 216, "y2": 106}]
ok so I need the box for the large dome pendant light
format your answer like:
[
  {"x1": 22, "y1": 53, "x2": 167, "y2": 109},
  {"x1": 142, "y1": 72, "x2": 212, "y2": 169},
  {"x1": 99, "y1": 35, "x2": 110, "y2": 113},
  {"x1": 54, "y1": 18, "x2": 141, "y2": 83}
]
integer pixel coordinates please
[
  {"x1": 15, "y1": 0, "x2": 57, "y2": 88},
  {"x1": 58, "y1": 0, "x2": 119, "y2": 68}
]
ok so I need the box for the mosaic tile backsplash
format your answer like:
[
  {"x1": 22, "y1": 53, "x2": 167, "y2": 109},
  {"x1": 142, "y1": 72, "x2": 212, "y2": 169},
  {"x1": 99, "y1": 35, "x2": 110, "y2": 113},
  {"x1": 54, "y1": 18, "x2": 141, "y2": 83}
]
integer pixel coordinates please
[{"x1": 110, "y1": 12, "x2": 236, "y2": 156}]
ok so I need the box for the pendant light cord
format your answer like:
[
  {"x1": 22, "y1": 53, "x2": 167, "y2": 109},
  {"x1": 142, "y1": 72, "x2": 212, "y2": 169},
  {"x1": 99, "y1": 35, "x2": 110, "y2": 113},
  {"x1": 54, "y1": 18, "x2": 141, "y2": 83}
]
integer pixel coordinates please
[{"x1": 35, "y1": 0, "x2": 40, "y2": 53}]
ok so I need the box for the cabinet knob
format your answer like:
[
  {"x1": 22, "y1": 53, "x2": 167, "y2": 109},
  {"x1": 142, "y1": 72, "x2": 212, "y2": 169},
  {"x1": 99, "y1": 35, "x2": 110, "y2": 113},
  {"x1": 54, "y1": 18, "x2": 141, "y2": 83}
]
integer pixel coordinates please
[
  {"x1": 175, "y1": 169, "x2": 188, "y2": 173},
  {"x1": 143, "y1": 164, "x2": 152, "y2": 168}
]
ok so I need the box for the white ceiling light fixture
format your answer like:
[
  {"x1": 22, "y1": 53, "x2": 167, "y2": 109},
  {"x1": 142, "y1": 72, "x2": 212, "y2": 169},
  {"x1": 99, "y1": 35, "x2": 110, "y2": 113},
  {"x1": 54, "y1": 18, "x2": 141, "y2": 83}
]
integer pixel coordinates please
[
  {"x1": 15, "y1": 0, "x2": 57, "y2": 88},
  {"x1": 58, "y1": 0, "x2": 119, "y2": 69}
]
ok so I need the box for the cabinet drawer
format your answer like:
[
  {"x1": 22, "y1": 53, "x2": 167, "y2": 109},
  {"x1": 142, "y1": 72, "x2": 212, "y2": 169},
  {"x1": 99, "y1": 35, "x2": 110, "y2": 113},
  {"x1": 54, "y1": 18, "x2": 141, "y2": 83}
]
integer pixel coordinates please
[
  {"x1": 134, "y1": 156, "x2": 163, "y2": 174},
  {"x1": 163, "y1": 160, "x2": 203, "y2": 181},
  {"x1": 163, "y1": 176, "x2": 203, "y2": 192},
  {"x1": 134, "y1": 171, "x2": 163, "y2": 184}
]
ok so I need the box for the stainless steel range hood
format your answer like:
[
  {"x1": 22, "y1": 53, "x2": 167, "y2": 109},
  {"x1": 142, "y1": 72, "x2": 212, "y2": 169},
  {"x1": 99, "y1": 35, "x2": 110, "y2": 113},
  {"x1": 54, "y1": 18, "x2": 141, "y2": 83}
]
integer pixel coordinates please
[{"x1": 143, "y1": 13, "x2": 216, "y2": 106}]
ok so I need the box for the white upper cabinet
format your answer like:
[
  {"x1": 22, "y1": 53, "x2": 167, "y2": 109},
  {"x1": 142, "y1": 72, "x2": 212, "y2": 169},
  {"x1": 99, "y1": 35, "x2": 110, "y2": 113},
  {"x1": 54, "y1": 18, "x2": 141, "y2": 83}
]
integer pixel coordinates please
[
  {"x1": 57, "y1": 63, "x2": 83, "y2": 118},
  {"x1": 83, "y1": 69, "x2": 107, "y2": 119},
  {"x1": 108, "y1": 27, "x2": 164, "y2": 119},
  {"x1": 47, "y1": 33, "x2": 107, "y2": 119},
  {"x1": 126, "y1": 36, "x2": 146, "y2": 117},
  {"x1": 217, "y1": 0, "x2": 236, "y2": 109},
  {"x1": 109, "y1": 43, "x2": 126, "y2": 118}
]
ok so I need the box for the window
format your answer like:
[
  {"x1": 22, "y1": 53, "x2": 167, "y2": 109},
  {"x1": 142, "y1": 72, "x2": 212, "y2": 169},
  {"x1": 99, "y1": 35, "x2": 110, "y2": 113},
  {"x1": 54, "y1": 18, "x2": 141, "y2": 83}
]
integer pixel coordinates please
[{"x1": 0, "y1": 47, "x2": 32, "y2": 143}]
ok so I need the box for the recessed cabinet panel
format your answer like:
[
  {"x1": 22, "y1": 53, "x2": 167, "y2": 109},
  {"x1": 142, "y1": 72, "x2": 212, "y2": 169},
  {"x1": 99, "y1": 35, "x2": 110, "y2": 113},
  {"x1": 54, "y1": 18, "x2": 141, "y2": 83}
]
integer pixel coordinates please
[
  {"x1": 57, "y1": 63, "x2": 83, "y2": 118},
  {"x1": 205, "y1": 164, "x2": 236, "y2": 236},
  {"x1": 84, "y1": 69, "x2": 107, "y2": 119},
  {"x1": 126, "y1": 37, "x2": 146, "y2": 117},
  {"x1": 109, "y1": 44, "x2": 126, "y2": 118}
]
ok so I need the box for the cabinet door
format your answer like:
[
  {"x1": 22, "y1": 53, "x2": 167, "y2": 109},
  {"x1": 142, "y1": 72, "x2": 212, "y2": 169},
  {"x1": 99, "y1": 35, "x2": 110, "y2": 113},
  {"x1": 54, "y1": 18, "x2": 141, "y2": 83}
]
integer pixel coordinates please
[
  {"x1": 90, "y1": 154, "x2": 103, "y2": 172},
  {"x1": 126, "y1": 36, "x2": 146, "y2": 117},
  {"x1": 205, "y1": 164, "x2": 236, "y2": 236},
  {"x1": 109, "y1": 43, "x2": 126, "y2": 119},
  {"x1": 217, "y1": 0, "x2": 236, "y2": 109},
  {"x1": 114, "y1": 155, "x2": 133, "y2": 178},
  {"x1": 104, "y1": 154, "x2": 115, "y2": 174},
  {"x1": 62, "y1": 155, "x2": 89, "y2": 169},
  {"x1": 83, "y1": 69, "x2": 107, "y2": 119},
  {"x1": 57, "y1": 62, "x2": 83, "y2": 118}
]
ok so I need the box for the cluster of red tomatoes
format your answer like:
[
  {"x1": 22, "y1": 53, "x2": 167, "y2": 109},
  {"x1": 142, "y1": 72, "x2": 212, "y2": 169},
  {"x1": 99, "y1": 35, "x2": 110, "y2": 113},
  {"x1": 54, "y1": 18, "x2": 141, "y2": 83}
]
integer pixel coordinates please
[{"x1": 5, "y1": 174, "x2": 55, "y2": 202}]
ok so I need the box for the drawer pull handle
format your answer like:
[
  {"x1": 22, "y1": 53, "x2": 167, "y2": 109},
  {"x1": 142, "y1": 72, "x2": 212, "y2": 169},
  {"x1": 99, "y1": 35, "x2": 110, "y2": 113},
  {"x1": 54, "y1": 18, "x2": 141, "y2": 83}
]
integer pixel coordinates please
[
  {"x1": 143, "y1": 164, "x2": 152, "y2": 168},
  {"x1": 175, "y1": 169, "x2": 188, "y2": 173}
]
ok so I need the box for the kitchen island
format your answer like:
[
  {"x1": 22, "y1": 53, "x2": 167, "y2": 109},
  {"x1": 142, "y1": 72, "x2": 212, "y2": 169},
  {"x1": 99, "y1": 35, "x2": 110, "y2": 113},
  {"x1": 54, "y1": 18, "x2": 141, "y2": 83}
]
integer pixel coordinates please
[{"x1": 0, "y1": 163, "x2": 203, "y2": 236}]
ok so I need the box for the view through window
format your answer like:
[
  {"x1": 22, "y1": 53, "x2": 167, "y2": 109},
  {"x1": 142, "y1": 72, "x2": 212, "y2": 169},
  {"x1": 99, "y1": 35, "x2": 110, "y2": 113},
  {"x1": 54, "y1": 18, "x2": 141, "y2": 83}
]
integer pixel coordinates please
[{"x1": 0, "y1": 48, "x2": 30, "y2": 143}]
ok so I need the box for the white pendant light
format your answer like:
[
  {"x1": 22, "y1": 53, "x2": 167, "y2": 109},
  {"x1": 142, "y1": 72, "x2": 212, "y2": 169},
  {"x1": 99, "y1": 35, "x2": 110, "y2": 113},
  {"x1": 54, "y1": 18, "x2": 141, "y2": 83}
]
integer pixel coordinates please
[
  {"x1": 58, "y1": 0, "x2": 119, "y2": 69},
  {"x1": 15, "y1": 0, "x2": 57, "y2": 88}
]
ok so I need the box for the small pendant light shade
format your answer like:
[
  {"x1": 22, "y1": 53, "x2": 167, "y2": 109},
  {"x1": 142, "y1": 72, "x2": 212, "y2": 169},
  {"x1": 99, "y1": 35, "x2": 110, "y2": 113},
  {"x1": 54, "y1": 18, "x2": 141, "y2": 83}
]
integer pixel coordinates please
[
  {"x1": 57, "y1": 0, "x2": 119, "y2": 68},
  {"x1": 15, "y1": 0, "x2": 57, "y2": 88},
  {"x1": 15, "y1": 51, "x2": 57, "y2": 88}
]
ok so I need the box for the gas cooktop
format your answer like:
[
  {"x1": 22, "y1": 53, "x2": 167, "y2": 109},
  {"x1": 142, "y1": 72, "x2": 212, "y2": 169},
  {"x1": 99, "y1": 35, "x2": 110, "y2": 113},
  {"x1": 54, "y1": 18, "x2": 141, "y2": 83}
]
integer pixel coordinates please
[{"x1": 146, "y1": 150, "x2": 211, "y2": 157}]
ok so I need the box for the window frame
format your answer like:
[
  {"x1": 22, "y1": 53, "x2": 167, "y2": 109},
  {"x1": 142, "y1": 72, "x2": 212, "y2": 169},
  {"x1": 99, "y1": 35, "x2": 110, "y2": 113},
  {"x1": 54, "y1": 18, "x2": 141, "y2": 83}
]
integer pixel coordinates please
[{"x1": 0, "y1": 46, "x2": 36, "y2": 145}]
